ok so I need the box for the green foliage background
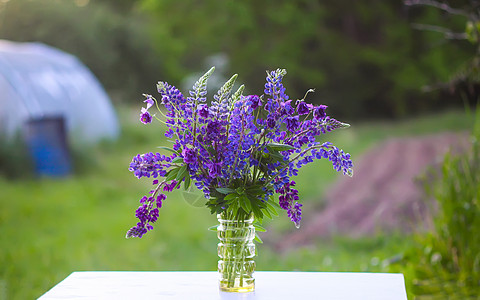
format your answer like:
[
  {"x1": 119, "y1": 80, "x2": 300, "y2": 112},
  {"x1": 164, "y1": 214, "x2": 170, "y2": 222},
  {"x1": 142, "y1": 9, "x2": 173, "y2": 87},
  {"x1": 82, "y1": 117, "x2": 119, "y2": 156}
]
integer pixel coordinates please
[
  {"x1": 0, "y1": 0, "x2": 160, "y2": 100},
  {"x1": 140, "y1": 0, "x2": 475, "y2": 119},
  {"x1": 1, "y1": 0, "x2": 480, "y2": 299},
  {"x1": 0, "y1": 0, "x2": 475, "y2": 117},
  {"x1": 395, "y1": 108, "x2": 480, "y2": 299}
]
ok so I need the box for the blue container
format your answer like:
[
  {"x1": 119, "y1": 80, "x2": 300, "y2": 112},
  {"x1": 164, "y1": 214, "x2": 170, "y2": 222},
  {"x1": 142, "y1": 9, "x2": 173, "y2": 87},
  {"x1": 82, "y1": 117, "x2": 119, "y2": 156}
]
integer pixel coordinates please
[{"x1": 24, "y1": 116, "x2": 71, "y2": 176}]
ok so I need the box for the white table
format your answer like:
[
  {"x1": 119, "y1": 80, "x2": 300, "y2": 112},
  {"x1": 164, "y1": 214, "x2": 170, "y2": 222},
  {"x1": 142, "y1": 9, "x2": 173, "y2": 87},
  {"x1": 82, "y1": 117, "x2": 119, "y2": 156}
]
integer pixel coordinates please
[{"x1": 38, "y1": 271, "x2": 408, "y2": 300}]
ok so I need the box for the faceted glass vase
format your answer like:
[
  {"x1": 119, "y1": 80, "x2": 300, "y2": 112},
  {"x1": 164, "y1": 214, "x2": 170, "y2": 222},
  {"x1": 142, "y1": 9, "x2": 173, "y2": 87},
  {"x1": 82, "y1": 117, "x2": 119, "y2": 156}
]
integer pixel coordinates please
[{"x1": 217, "y1": 212, "x2": 256, "y2": 292}]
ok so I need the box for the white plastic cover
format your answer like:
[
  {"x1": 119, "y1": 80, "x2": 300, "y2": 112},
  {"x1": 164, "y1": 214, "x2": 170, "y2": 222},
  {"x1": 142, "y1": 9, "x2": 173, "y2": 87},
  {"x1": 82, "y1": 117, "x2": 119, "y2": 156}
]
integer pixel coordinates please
[{"x1": 0, "y1": 40, "x2": 119, "y2": 143}]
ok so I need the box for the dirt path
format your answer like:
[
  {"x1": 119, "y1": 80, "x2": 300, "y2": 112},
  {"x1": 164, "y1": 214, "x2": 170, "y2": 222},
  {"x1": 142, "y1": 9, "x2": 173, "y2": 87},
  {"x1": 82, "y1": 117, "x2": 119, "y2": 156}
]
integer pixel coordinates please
[{"x1": 274, "y1": 132, "x2": 469, "y2": 252}]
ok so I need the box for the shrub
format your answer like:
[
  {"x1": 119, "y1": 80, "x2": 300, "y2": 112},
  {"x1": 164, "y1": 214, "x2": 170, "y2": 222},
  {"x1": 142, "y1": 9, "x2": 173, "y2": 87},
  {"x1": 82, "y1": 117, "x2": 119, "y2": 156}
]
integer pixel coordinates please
[{"x1": 400, "y1": 107, "x2": 480, "y2": 299}]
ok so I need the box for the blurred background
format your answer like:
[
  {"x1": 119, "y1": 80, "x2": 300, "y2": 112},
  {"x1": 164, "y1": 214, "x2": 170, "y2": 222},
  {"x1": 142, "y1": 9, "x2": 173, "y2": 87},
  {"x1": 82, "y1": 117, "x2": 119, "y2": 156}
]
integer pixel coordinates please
[{"x1": 0, "y1": 0, "x2": 479, "y2": 299}]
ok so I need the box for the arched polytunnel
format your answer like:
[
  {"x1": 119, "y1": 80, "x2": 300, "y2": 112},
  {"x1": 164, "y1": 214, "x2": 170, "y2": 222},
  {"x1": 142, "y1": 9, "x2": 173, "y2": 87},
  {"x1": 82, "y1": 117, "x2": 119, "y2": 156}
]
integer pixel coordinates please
[{"x1": 0, "y1": 40, "x2": 119, "y2": 144}]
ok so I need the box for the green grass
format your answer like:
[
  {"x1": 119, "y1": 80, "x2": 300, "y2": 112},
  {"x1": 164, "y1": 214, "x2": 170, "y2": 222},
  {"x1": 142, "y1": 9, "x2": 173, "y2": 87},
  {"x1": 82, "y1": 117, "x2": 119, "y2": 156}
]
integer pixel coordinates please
[
  {"x1": 0, "y1": 107, "x2": 474, "y2": 299},
  {"x1": 398, "y1": 109, "x2": 480, "y2": 299}
]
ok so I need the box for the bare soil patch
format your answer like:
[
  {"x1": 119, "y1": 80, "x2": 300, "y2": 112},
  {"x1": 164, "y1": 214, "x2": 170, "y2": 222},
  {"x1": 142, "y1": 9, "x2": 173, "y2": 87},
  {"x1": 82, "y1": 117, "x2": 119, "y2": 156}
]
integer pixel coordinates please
[{"x1": 274, "y1": 132, "x2": 469, "y2": 252}]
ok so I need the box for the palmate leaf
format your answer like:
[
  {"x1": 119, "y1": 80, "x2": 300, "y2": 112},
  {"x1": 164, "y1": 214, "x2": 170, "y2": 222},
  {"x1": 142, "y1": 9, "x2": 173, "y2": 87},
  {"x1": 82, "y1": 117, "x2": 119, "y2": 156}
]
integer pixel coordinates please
[
  {"x1": 165, "y1": 167, "x2": 180, "y2": 182},
  {"x1": 173, "y1": 165, "x2": 189, "y2": 189},
  {"x1": 251, "y1": 202, "x2": 263, "y2": 221},
  {"x1": 246, "y1": 185, "x2": 264, "y2": 195},
  {"x1": 216, "y1": 187, "x2": 235, "y2": 194},
  {"x1": 206, "y1": 197, "x2": 226, "y2": 215},
  {"x1": 224, "y1": 193, "x2": 238, "y2": 201},
  {"x1": 230, "y1": 201, "x2": 239, "y2": 216},
  {"x1": 239, "y1": 194, "x2": 252, "y2": 213},
  {"x1": 206, "y1": 146, "x2": 217, "y2": 157}
]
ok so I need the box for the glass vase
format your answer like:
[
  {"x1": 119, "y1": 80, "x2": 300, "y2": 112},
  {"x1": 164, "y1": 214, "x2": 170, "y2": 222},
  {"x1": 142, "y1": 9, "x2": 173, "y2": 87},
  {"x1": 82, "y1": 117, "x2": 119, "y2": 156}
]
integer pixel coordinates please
[{"x1": 217, "y1": 212, "x2": 256, "y2": 292}]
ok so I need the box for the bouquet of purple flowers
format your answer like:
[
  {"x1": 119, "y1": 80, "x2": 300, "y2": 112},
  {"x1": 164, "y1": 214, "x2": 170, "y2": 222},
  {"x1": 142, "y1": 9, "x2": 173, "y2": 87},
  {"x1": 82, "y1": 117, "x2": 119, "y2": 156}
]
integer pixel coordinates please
[{"x1": 126, "y1": 67, "x2": 353, "y2": 238}]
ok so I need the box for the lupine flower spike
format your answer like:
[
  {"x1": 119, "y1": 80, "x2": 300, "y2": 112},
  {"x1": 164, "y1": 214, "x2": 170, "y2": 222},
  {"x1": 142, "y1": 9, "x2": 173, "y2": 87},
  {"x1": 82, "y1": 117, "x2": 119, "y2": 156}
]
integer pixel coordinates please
[{"x1": 127, "y1": 67, "x2": 353, "y2": 238}]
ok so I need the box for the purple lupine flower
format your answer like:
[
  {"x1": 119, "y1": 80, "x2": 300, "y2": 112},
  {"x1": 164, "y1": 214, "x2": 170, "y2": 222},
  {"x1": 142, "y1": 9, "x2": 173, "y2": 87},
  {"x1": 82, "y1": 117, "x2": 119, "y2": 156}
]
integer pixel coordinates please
[
  {"x1": 161, "y1": 95, "x2": 169, "y2": 104},
  {"x1": 207, "y1": 162, "x2": 222, "y2": 177},
  {"x1": 156, "y1": 194, "x2": 166, "y2": 208},
  {"x1": 266, "y1": 117, "x2": 276, "y2": 128},
  {"x1": 139, "y1": 196, "x2": 148, "y2": 204},
  {"x1": 140, "y1": 108, "x2": 152, "y2": 124},
  {"x1": 286, "y1": 116, "x2": 299, "y2": 132},
  {"x1": 296, "y1": 101, "x2": 310, "y2": 115},
  {"x1": 126, "y1": 223, "x2": 148, "y2": 238},
  {"x1": 249, "y1": 95, "x2": 261, "y2": 109},
  {"x1": 144, "y1": 95, "x2": 154, "y2": 110},
  {"x1": 163, "y1": 180, "x2": 178, "y2": 192},
  {"x1": 319, "y1": 116, "x2": 350, "y2": 133},
  {"x1": 149, "y1": 208, "x2": 159, "y2": 223},
  {"x1": 205, "y1": 120, "x2": 224, "y2": 143},
  {"x1": 279, "y1": 195, "x2": 289, "y2": 210},
  {"x1": 288, "y1": 201, "x2": 302, "y2": 228},
  {"x1": 182, "y1": 147, "x2": 196, "y2": 164},
  {"x1": 198, "y1": 104, "x2": 209, "y2": 118},
  {"x1": 313, "y1": 105, "x2": 328, "y2": 119},
  {"x1": 280, "y1": 100, "x2": 294, "y2": 116}
]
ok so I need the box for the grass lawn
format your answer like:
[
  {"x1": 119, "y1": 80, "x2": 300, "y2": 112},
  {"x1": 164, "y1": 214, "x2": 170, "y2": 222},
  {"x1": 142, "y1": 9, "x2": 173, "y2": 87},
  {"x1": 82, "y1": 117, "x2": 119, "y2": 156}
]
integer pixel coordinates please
[{"x1": 0, "y1": 107, "x2": 473, "y2": 299}]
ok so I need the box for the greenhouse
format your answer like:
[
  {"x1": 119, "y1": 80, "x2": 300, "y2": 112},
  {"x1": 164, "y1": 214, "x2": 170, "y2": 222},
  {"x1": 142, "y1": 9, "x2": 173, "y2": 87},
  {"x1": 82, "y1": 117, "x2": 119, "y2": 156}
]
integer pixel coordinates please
[{"x1": 0, "y1": 40, "x2": 119, "y2": 144}]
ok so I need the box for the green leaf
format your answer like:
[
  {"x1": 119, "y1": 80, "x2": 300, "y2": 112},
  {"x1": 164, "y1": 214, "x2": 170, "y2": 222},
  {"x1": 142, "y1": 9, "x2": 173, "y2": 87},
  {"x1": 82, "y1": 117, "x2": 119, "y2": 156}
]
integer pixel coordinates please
[
  {"x1": 171, "y1": 157, "x2": 184, "y2": 164},
  {"x1": 267, "y1": 143, "x2": 295, "y2": 152},
  {"x1": 157, "y1": 146, "x2": 179, "y2": 154},
  {"x1": 243, "y1": 195, "x2": 252, "y2": 212},
  {"x1": 216, "y1": 187, "x2": 235, "y2": 194},
  {"x1": 262, "y1": 207, "x2": 272, "y2": 219},
  {"x1": 236, "y1": 187, "x2": 245, "y2": 194},
  {"x1": 208, "y1": 225, "x2": 218, "y2": 231},
  {"x1": 266, "y1": 202, "x2": 278, "y2": 216},
  {"x1": 183, "y1": 174, "x2": 191, "y2": 190},
  {"x1": 224, "y1": 193, "x2": 238, "y2": 201},
  {"x1": 269, "y1": 152, "x2": 286, "y2": 161},
  {"x1": 239, "y1": 201, "x2": 248, "y2": 213},
  {"x1": 268, "y1": 198, "x2": 282, "y2": 209},
  {"x1": 251, "y1": 204, "x2": 263, "y2": 220},
  {"x1": 175, "y1": 165, "x2": 188, "y2": 181},
  {"x1": 165, "y1": 168, "x2": 180, "y2": 182},
  {"x1": 230, "y1": 202, "x2": 239, "y2": 216},
  {"x1": 174, "y1": 179, "x2": 183, "y2": 189},
  {"x1": 254, "y1": 234, "x2": 264, "y2": 244},
  {"x1": 239, "y1": 195, "x2": 251, "y2": 213},
  {"x1": 253, "y1": 223, "x2": 266, "y2": 232},
  {"x1": 246, "y1": 185, "x2": 264, "y2": 195}
]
